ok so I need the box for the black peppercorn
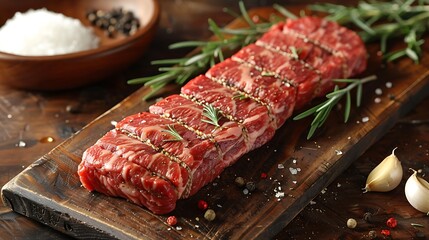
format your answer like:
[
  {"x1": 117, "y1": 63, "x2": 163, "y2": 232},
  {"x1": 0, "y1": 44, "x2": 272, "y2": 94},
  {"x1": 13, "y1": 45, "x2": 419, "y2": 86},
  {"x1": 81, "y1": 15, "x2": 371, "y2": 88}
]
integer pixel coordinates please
[
  {"x1": 87, "y1": 8, "x2": 140, "y2": 38},
  {"x1": 363, "y1": 212, "x2": 373, "y2": 223},
  {"x1": 246, "y1": 182, "x2": 256, "y2": 192}
]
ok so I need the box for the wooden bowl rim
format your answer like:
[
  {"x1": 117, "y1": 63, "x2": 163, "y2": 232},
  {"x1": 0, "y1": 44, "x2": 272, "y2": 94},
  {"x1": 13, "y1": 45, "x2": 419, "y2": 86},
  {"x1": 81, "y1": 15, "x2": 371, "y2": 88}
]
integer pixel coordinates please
[{"x1": 0, "y1": 0, "x2": 160, "y2": 62}]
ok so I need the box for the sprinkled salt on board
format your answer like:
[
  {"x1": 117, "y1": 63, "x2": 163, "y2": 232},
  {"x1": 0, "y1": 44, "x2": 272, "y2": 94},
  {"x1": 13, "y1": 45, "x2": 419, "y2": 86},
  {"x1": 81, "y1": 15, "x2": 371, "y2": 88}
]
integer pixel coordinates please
[{"x1": 0, "y1": 8, "x2": 99, "y2": 56}]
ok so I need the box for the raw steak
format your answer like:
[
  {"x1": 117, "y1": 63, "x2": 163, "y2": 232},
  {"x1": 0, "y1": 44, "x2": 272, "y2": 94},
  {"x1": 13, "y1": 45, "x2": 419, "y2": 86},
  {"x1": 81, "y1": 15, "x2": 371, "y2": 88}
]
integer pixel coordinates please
[{"x1": 78, "y1": 16, "x2": 367, "y2": 214}]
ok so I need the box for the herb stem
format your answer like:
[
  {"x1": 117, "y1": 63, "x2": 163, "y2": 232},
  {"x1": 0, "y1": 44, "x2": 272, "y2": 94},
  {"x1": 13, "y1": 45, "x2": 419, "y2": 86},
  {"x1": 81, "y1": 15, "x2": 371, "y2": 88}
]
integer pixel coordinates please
[{"x1": 294, "y1": 75, "x2": 377, "y2": 139}]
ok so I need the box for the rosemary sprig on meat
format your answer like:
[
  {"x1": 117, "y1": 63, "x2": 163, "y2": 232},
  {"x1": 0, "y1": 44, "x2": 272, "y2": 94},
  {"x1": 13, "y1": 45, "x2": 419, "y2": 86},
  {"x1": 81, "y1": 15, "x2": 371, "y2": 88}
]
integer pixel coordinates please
[
  {"x1": 202, "y1": 104, "x2": 222, "y2": 127},
  {"x1": 162, "y1": 125, "x2": 184, "y2": 142},
  {"x1": 128, "y1": 2, "x2": 284, "y2": 100},
  {"x1": 232, "y1": 92, "x2": 250, "y2": 100},
  {"x1": 309, "y1": 0, "x2": 429, "y2": 63},
  {"x1": 294, "y1": 75, "x2": 377, "y2": 139}
]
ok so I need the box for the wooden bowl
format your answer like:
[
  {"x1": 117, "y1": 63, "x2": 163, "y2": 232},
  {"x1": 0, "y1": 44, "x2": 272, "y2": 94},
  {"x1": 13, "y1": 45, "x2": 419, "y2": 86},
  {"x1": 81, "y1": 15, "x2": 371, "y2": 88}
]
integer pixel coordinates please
[{"x1": 0, "y1": 0, "x2": 159, "y2": 90}]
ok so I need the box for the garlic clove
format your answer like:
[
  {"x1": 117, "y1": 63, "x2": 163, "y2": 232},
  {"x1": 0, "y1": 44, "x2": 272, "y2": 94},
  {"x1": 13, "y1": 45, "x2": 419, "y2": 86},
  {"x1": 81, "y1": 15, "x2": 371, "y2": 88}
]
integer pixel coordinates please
[
  {"x1": 363, "y1": 147, "x2": 403, "y2": 193},
  {"x1": 404, "y1": 169, "x2": 429, "y2": 214}
]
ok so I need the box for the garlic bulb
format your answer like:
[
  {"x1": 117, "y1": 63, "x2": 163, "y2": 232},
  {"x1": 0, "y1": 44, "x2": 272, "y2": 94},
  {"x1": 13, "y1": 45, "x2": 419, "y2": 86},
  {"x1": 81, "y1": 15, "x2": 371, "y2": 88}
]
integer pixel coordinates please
[
  {"x1": 363, "y1": 147, "x2": 403, "y2": 193},
  {"x1": 404, "y1": 169, "x2": 429, "y2": 214}
]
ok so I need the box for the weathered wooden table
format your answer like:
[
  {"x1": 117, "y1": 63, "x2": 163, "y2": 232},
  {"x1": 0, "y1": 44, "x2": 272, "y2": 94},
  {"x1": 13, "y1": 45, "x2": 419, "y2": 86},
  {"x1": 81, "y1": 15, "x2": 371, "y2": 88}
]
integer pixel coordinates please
[{"x1": 1, "y1": 0, "x2": 428, "y2": 239}]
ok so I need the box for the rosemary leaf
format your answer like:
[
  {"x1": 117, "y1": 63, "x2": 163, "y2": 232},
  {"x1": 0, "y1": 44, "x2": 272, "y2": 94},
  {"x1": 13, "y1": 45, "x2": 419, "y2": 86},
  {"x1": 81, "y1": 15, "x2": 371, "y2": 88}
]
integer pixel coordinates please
[
  {"x1": 169, "y1": 41, "x2": 209, "y2": 49},
  {"x1": 356, "y1": 81, "x2": 363, "y2": 107},
  {"x1": 295, "y1": 75, "x2": 377, "y2": 139},
  {"x1": 208, "y1": 18, "x2": 225, "y2": 40},
  {"x1": 202, "y1": 104, "x2": 222, "y2": 127},
  {"x1": 232, "y1": 92, "x2": 249, "y2": 100},
  {"x1": 344, "y1": 91, "x2": 351, "y2": 123},
  {"x1": 273, "y1": 4, "x2": 297, "y2": 19},
  {"x1": 293, "y1": 102, "x2": 325, "y2": 120},
  {"x1": 162, "y1": 125, "x2": 184, "y2": 142},
  {"x1": 239, "y1": 1, "x2": 256, "y2": 28},
  {"x1": 151, "y1": 58, "x2": 187, "y2": 65},
  {"x1": 184, "y1": 52, "x2": 212, "y2": 66},
  {"x1": 142, "y1": 82, "x2": 167, "y2": 101}
]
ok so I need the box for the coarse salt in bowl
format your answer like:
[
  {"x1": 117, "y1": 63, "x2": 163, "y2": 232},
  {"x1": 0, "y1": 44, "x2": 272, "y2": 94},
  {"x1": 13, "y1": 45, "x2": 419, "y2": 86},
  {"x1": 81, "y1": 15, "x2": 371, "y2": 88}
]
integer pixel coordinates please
[
  {"x1": 0, "y1": 8, "x2": 100, "y2": 56},
  {"x1": 0, "y1": 0, "x2": 159, "y2": 90}
]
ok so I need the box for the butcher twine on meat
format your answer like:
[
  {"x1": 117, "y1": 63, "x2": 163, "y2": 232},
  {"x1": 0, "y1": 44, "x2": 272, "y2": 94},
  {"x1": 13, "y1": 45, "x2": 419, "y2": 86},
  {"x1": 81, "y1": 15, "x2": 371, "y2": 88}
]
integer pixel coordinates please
[{"x1": 78, "y1": 16, "x2": 367, "y2": 214}]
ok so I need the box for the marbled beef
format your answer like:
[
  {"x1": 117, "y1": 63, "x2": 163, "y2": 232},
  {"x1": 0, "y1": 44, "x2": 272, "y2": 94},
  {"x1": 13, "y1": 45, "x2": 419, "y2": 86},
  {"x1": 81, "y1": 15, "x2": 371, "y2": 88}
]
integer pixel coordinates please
[{"x1": 78, "y1": 16, "x2": 367, "y2": 214}]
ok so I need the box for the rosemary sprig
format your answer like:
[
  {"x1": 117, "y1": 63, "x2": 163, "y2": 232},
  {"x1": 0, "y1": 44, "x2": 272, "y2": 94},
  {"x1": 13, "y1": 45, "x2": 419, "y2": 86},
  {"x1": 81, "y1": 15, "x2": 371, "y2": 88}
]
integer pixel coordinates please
[
  {"x1": 294, "y1": 75, "x2": 377, "y2": 139},
  {"x1": 309, "y1": 0, "x2": 429, "y2": 63},
  {"x1": 161, "y1": 125, "x2": 183, "y2": 142},
  {"x1": 202, "y1": 104, "x2": 222, "y2": 127},
  {"x1": 232, "y1": 92, "x2": 250, "y2": 100},
  {"x1": 128, "y1": 1, "x2": 282, "y2": 100}
]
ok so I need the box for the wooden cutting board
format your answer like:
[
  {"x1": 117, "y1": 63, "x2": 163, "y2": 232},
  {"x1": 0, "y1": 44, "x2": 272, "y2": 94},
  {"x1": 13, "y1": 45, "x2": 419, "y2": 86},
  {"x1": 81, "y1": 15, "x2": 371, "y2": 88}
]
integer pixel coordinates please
[{"x1": 2, "y1": 7, "x2": 429, "y2": 240}]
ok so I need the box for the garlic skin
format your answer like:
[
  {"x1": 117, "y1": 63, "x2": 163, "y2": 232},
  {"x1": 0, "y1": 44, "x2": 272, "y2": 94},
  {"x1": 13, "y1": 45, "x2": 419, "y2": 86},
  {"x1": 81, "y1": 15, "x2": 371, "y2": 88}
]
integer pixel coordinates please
[
  {"x1": 363, "y1": 148, "x2": 403, "y2": 193},
  {"x1": 405, "y1": 169, "x2": 429, "y2": 214}
]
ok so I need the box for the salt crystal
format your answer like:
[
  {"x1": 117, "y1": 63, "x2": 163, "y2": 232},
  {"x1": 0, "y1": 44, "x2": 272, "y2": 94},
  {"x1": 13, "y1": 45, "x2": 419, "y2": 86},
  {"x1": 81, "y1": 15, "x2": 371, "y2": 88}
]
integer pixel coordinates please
[
  {"x1": 278, "y1": 164, "x2": 285, "y2": 169},
  {"x1": 111, "y1": 120, "x2": 118, "y2": 126},
  {"x1": 310, "y1": 200, "x2": 316, "y2": 205},
  {"x1": 275, "y1": 192, "x2": 285, "y2": 198},
  {"x1": 362, "y1": 117, "x2": 369, "y2": 123},
  {"x1": 337, "y1": 183, "x2": 341, "y2": 187},
  {"x1": 7, "y1": 114, "x2": 12, "y2": 119},
  {"x1": 335, "y1": 150, "x2": 343, "y2": 155},
  {"x1": 243, "y1": 189, "x2": 249, "y2": 195},
  {"x1": 386, "y1": 82, "x2": 393, "y2": 88},
  {"x1": 176, "y1": 226, "x2": 182, "y2": 231},
  {"x1": 375, "y1": 88, "x2": 383, "y2": 95},
  {"x1": 289, "y1": 167, "x2": 298, "y2": 175},
  {"x1": 0, "y1": 8, "x2": 99, "y2": 56},
  {"x1": 292, "y1": 159, "x2": 297, "y2": 164},
  {"x1": 17, "y1": 140, "x2": 26, "y2": 148},
  {"x1": 374, "y1": 97, "x2": 381, "y2": 103}
]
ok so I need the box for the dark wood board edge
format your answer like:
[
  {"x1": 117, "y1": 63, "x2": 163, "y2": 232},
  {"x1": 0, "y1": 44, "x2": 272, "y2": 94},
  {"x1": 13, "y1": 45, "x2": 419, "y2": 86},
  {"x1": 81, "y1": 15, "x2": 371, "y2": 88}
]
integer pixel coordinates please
[{"x1": 1, "y1": 185, "x2": 115, "y2": 240}]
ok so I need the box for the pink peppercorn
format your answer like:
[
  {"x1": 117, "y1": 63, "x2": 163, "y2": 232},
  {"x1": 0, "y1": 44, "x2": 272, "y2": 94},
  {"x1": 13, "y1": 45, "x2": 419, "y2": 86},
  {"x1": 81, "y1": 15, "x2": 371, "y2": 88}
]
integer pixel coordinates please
[
  {"x1": 166, "y1": 216, "x2": 177, "y2": 226},
  {"x1": 386, "y1": 217, "x2": 398, "y2": 228},
  {"x1": 381, "y1": 229, "x2": 391, "y2": 237},
  {"x1": 198, "y1": 200, "x2": 208, "y2": 210},
  {"x1": 260, "y1": 172, "x2": 268, "y2": 179}
]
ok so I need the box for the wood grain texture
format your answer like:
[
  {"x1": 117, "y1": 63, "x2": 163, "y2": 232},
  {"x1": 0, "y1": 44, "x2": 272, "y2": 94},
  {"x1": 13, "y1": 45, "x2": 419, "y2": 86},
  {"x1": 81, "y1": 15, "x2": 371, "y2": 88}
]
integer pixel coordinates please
[
  {"x1": 281, "y1": 100, "x2": 429, "y2": 239},
  {"x1": 2, "y1": 5, "x2": 429, "y2": 240}
]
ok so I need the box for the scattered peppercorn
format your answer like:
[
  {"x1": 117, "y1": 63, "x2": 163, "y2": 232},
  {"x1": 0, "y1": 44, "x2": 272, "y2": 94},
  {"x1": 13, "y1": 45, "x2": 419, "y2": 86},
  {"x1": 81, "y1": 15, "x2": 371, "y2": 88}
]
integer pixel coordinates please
[
  {"x1": 204, "y1": 209, "x2": 216, "y2": 221},
  {"x1": 386, "y1": 217, "x2": 397, "y2": 228},
  {"x1": 381, "y1": 229, "x2": 391, "y2": 237},
  {"x1": 246, "y1": 181, "x2": 256, "y2": 192},
  {"x1": 198, "y1": 200, "x2": 208, "y2": 210},
  {"x1": 87, "y1": 8, "x2": 140, "y2": 38},
  {"x1": 347, "y1": 218, "x2": 357, "y2": 229},
  {"x1": 166, "y1": 216, "x2": 177, "y2": 226},
  {"x1": 368, "y1": 230, "x2": 377, "y2": 239},
  {"x1": 234, "y1": 177, "x2": 245, "y2": 187},
  {"x1": 260, "y1": 172, "x2": 268, "y2": 179},
  {"x1": 363, "y1": 212, "x2": 373, "y2": 223}
]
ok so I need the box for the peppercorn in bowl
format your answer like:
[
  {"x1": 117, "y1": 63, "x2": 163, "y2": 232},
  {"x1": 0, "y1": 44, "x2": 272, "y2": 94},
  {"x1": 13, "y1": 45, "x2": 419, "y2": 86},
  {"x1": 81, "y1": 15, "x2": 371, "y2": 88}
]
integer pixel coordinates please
[{"x1": 0, "y1": 0, "x2": 159, "y2": 90}]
